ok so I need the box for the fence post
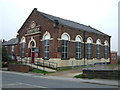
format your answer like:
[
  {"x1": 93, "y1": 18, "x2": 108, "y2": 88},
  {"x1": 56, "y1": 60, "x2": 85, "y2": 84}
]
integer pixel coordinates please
[
  {"x1": 37, "y1": 60, "x2": 38, "y2": 69},
  {"x1": 43, "y1": 59, "x2": 46, "y2": 75},
  {"x1": 72, "y1": 60, "x2": 74, "y2": 70},
  {"x1": 49, "y1": 62, "x2": 50, "y2": 68},
  {"x1": 56, "y1": 63, "x2": 57, "y2": 70}
]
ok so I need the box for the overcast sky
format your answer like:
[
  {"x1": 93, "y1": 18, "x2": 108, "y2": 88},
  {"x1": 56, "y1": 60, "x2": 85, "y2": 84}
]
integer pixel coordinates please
[{"x1": 0, "y1": 0, "x2": 119, "y2": 52}]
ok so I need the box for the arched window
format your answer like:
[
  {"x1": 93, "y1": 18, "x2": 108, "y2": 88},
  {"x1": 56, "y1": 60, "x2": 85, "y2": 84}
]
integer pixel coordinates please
[
  {"x1": 21, "y1": 37, "x2": 26, "y2": 57},
  {"x1": 61, "y1": 33, "x2": 70, "y2": 59},
  {"x1": 87, "y1": 37, "x2": 93, "y2": 59},
  {"x1": 96, "y1": 39, "x2": 101, "y2": 59},
  {"x1": 75, "y1": 35, "x2": 83, "y2": 59},
  {"x1": 43, "y1": 32, "x2": 50, "y2": 59},
  {"x1": 104, "y1": 40, "x2": 109, "y2": 59}
]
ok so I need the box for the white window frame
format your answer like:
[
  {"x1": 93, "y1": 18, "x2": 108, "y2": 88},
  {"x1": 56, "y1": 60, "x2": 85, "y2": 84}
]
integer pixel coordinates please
[
  {"x1": 104, "y1": 40, "x2": 109, "y2": 59},
  {"x1": 43, "y1": 32, "x2": 51, "y2": 59},
  {"x1": 87, "y1": 37, "x2": 93, "y2": 59},
  {"x1": 61, "y1": 33, "x2": 70, "y2": 59},
  {"x1": 75, "y1": 35, "x2": 83, "y2": 60},
  {"x1": 96, "y1": 39, "x2": 101, "y2": 59}
]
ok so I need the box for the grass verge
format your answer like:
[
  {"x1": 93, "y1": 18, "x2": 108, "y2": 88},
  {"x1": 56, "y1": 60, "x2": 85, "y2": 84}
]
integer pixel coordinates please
[
  {"x1": 74, "y1": 74, "x2": 94, "y2": 79},
  {"x1": 30, "y1": 68, "x2": 53, "y2": 74},
  {"x1": 74, "y1": 74, "x2": 86, "y2": 78}
]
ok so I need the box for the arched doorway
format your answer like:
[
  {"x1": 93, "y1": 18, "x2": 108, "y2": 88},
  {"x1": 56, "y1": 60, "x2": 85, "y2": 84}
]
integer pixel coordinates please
[
  {"x1": 28, "y1": 37, "x2": 37, "y2": 63},
  {"x1": 30, "y1": 41, "x2": 35, "y2": 63}
]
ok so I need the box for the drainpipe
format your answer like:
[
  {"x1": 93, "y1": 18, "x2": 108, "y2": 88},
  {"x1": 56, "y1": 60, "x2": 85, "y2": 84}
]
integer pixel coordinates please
[{"x1": 83, "y1": 31, "x2": 86, "y2": 66}]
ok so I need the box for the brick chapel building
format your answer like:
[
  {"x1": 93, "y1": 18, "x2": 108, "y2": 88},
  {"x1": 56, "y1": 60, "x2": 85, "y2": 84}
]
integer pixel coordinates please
[{"x1": 3, "y1": 8, "x2": 111, "y2": 67}]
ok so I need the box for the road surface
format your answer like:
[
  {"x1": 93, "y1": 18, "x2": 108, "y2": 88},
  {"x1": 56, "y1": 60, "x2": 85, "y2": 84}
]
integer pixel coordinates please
[{"x1": 1, "y1": 71, "x2": 118, "y2": 88}]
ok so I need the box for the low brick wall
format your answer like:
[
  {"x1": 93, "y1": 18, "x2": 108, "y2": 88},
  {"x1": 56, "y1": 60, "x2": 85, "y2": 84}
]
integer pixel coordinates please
[
  {"x1": 110, "y1": 60, "x2": 118, "y2": 64},
  {"x1": 83, "y1": 69, "x2": 120, "y2": 79},
  {"x1": 8, "y1": 64, "x2": 30, "y2": 73}
]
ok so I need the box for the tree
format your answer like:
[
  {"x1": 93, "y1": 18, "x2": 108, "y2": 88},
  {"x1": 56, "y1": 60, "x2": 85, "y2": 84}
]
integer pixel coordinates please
[{"x1": 2, "y1": 46, "x2": 9, "y2": 62}]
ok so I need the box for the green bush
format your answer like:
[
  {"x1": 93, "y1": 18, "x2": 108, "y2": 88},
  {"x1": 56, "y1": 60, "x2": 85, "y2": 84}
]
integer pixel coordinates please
[
  {"x1": 30, "y1": 68, "x2": 52, "y2": 74},
  {"x1": 2, "y1": 62, "x2": 8, "y2": 67},
  {"x1": 2, "y1": 47, "x2": 9, "y2": 62},
  {"x1": 74, "y1": 74, "x2": 94, "y2": 79},
  {"x1": 74, "y1": 74, "x2": 86, "y2": 78}
]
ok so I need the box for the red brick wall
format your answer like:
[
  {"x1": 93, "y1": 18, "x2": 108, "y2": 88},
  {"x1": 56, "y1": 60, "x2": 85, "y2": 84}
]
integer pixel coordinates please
[
  {"x1": 110, "y1": 52, "x2": 118, "y2": 64},
  {"x1": 17, "y1": 8, "x2": 111, "y2": 60},
  {"x1": 8, "y1": 64, "x2": 29, "y2": 73}
]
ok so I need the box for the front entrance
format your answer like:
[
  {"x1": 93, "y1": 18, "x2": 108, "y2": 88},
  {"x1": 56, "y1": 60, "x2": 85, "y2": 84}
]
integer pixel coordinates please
[
  {"x1": 29, "y1": 47, "x2": 38, "y2": 63},
  {"x1": 28, "y1": 37, "x2": 38, "y2": 63},
  {"x1": 30, "y1": 41, "x2": 36, "y2": 63}
]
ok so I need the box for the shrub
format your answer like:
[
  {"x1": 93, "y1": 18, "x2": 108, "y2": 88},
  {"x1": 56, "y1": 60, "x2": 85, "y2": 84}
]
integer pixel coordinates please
[
  {"x1": 74, "y1": 74, "x2": 86, "y2": 78},
  {"x1": 2, "y1": 47, "x2": 9, "y2": 62},
  {"x1": 2, "y1": 61, "x2": 8, "y2": 67}
]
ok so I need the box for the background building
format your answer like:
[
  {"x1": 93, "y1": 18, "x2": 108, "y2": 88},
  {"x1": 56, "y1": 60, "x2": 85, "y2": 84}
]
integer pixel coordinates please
[{"x1": 2, "y1": 38, "x2": 18, "y2": 60}]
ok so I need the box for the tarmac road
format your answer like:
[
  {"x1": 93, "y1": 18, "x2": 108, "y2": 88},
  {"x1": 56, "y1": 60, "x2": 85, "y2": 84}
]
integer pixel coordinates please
[{"x1": 1, "y1": 71, "x2": 119, "y2": 88}]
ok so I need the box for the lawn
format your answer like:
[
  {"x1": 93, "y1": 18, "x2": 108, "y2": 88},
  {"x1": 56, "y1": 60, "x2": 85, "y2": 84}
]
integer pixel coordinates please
[{"x1": 30, "y1": 68, "x2": 53, "y2": 74}]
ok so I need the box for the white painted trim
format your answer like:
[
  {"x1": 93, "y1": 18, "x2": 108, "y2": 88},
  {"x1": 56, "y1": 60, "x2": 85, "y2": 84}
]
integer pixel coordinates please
[
  {"x1": 96, "y1": 39, "x2": 101, "y2": 45},
  {"x1": 75, "y1": 35, "x2": 83, "y2": 42},
  {"x1": 57, "y1": 38, "x2": 62, "y2": 40},
  {"x1": 61, "y1": 32, "x2": 70, "y2": 41},
  {"x1": 40, "y1": 38, "x2": 53, "y2": 41},
  {"x1": 104, "y1": 40, "x2": 109, "y2": 46},
  {"x1": 42, "y1": 31, "x2": 51, "y2": 40},
  {"x1": 87, "y1": 37, "x2": 93, "y2": 43},
  {"x1": 25, "y1": 32, "x2": 41, "y2": 36},
  {"x1": 20, "y1": 36, "x2": 26, "y2": 44},
  {"x1": 58, "y1": 38, "x2": 84, "y2": 43},
  {"x1": 28, "y1": 36, "x2": 37, "y2": 48}
]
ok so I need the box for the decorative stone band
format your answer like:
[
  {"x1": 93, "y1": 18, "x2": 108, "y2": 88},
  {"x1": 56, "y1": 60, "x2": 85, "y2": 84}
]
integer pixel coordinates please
[
  {"x1": 25, "y1": 31, "x2": 41, "y2": 36},
  {"x1": 40, "y1": 38, "x2": 53, "y2": 41},
  {"x1": 57, "y1": 38, "x2": 109, "y2": 47}
]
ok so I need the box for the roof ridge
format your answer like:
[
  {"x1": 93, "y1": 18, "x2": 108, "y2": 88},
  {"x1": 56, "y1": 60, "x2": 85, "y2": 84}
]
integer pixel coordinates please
[
  {"x1": 37, "y1": 10, "x2": 109, "y2": 36},
  {"x1": 38, "y1": 11, "x2": 89, "y2": 27}
]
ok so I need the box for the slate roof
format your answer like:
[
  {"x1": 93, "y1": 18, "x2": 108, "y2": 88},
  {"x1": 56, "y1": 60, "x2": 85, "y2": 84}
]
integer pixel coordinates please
[
  {"x1": 2, "y1": 38, "x2": 18, "y2": 46},
  {"x1": 38, "y1": 11, "x2": 109, "y2": 36}
]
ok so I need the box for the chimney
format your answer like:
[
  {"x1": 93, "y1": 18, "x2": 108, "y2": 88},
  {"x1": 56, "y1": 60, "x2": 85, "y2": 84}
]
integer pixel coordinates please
[
  {"x1": 3, "y1": 39, "x2": 6, "y2": 43},
  {"x1": 34, "y1": 8, "x2": 37, "y2": 11}
]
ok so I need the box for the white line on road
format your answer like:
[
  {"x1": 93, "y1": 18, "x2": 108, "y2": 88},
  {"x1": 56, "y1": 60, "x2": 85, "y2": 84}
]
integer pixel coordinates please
[
  {"x1": 19, "y1": 83, "x2": 47, "y2": 88},
  {"x1": 3, "y1": 82, "x2": 47, "y2": 88}
]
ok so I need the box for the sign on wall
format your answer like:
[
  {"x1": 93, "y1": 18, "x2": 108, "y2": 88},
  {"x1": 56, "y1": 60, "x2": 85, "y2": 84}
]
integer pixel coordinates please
[
  {"x1": 26, "y1": 21, "x2": 41, "y2": 35},
  {"x1": 34, "y1": 48, "x2": 39, "y2": 53}
]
